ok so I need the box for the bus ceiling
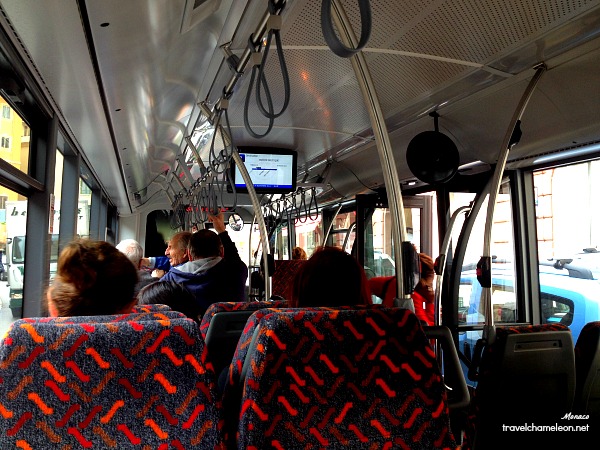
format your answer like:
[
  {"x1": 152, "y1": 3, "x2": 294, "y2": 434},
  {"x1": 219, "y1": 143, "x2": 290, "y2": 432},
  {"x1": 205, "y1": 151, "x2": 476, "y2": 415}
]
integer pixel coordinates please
[{"x1": 0, "y1": 0, "x2": 599, "y2": 217}]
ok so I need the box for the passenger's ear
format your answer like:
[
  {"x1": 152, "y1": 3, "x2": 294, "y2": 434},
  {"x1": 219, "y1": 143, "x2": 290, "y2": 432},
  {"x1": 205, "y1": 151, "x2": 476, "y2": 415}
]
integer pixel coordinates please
[{"x1": 47, "y1": 289, "x2": 58, "y2": 317}]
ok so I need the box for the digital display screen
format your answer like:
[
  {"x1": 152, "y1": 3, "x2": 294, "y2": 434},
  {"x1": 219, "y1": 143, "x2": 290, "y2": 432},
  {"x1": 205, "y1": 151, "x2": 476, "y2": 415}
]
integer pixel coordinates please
[{"x1": 232, "y1": 147, "x2": 297, "y2": 194}]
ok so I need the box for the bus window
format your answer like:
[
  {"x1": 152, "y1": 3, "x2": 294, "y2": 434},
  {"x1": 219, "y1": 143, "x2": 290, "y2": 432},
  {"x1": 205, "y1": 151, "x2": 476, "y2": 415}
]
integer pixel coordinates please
[
  {"x1": 533, "y1": 160, "x2": 600, "y2": 343},
  {"x1": 77, "y1": 178, "x2": 92, "y2": 239},
  {"x1": 295, "y1": 215, "x2": 322, "y2": 258},
  {"x1": 328, "y1": 211, "x2": 356, "y2": 251},
  {"x1": 0, "y1": 189, "x2": 28, "y2": 334},
  {"x1": 50, "y1": 149, "x2": 64, "y2": 245},
  {"x1": 0, "y1": 96, "x2": 31, "y2": 177},
  {"x1": 364, "y1": 195, "x2": 434, "y2": 281}
]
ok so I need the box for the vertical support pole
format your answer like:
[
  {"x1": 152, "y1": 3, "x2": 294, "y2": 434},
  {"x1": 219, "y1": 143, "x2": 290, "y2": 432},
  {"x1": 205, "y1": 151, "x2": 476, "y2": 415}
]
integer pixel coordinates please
[{"x1": 330, "y1": 0, "x2": 410, "y2": 306}]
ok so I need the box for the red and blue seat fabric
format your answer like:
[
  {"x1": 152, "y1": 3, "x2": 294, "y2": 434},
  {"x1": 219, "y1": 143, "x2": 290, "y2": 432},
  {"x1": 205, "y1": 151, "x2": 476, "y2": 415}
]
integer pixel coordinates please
[
  {"x1": 223, "y1": 305, "x2": 383, "y2": 399},
  {"x1": 236, "y1": 307, "x2": 457, "y2": 449},
  {"x1": 0, "y1": 317, "x2": 226, "y2": 449},
  {"x1": 131, "y1": 303, "x2": 173, "y2": 313},
  {"x1": 17, "y1": 310, "x2": 188, "y2": 325},
  {"x1": 270, "y1": 259, "x2": 306, "y2": 298}
]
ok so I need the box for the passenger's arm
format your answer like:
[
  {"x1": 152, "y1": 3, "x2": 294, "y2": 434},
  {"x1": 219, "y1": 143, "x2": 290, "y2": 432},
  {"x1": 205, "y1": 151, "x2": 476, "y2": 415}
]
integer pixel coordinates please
[
  {"x1": 207, "y1": 212, "x2": 242, "y2": 262},
  {"x1": 143, "y1": 256, "x2": 170, "y2": 271}
]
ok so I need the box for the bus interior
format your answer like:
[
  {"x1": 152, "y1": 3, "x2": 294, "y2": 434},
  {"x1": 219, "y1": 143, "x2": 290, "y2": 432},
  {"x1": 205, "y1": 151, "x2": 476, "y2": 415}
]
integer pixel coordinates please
[{"x1": 0, "y1": 0, "x2": 599, "y2": 447}]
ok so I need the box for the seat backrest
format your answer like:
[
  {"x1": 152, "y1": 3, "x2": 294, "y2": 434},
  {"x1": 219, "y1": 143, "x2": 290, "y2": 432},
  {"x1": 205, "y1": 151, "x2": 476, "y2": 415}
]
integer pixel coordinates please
[
  {"x1": 221, "y1": 304, "x2": 385, "y2": 447},
  {"x1": 271, "y1": 259, "x2": 306, "y2": 298},
  {"x1": 204, "y1": 310, "x2": 263, "y2": 378},
  {"x1": 0, "y1": 317, "x2": 226, "y2": 449},
  {"x1": 224, "y1": 304, "x2": 382, "y2": 397},
  {"x1": 131, "y1": 303, "x2": 172, "y2": 312},
  {"x1": 463, "y1": 323, "x2": 575, "y2": 449},
  {"x1": 574, "y1": 320, "x2": 600, "y2": 415},
  {"x1": 237, "y1": 308, "x2": 457, "y2": 449},
  {"x1": 21, "y1": 310, "x2": 188, "y2": 325},
  {"x1": 199, "y1": 300, "x2": 288, "y2": 339}
]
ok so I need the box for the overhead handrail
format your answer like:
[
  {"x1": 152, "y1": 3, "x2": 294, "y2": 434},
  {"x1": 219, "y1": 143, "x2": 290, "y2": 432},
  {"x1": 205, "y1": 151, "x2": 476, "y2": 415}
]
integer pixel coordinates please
[{"x1": 321, "y1": 0, "x2": 372, "y2": 58}]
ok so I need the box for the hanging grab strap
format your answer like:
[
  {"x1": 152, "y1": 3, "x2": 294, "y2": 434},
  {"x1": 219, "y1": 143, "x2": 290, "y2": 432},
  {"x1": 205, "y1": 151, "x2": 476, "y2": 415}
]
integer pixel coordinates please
[{"x1": 321, "y1": 0, "x2": 371, "y2": 58}]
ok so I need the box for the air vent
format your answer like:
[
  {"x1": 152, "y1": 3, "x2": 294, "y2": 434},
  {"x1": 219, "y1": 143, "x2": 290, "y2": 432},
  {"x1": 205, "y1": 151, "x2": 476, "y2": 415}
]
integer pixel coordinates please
[{"x1": 181, "y1": 0, "x2": 221, "y2": 34}]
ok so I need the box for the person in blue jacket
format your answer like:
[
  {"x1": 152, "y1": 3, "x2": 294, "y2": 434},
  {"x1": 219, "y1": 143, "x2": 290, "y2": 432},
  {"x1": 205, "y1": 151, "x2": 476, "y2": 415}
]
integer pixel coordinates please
[
  {"x1": 141, "y1": 231, "x2": 191, "y2": 277},
  {"x1": 159, "y1": 211, "x2": 248, "y2": 314}
]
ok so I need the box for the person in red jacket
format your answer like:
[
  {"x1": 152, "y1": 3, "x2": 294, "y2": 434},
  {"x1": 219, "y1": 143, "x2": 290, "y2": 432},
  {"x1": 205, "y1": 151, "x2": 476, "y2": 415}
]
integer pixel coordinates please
[{"x1": 369, "y1": 252, "x2": 436, "y2": 325}]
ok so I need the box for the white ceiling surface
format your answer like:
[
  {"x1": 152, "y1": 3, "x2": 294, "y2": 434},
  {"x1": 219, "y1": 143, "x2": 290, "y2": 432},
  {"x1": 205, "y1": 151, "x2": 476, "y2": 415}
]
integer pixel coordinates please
[{"x1": 1, "y1": 0, "x2": 600, "y2": 214}]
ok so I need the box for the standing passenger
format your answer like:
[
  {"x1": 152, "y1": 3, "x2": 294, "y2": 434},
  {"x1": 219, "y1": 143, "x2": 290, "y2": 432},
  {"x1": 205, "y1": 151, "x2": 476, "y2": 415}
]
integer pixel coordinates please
[
  {"x1": 46, "y1": 240, "x2": 138, "y2": 317},
  {"x1": 141, "y1": 231, "x2": 192, "y2": 278},
  {"x1": 159, "y1": 212, "x2": 248, "y2": 315}
]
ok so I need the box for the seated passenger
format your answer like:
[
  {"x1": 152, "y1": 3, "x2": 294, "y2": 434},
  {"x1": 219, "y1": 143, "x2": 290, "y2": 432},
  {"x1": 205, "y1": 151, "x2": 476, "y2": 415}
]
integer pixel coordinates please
[
  {"x1": 369, "y1": 252, "x2": 436, "y2": 325},
  {"x1": 288, "y1": 246, "x2": 372, "y2": 307},
  {"x1": 137, "y1": 280, "x2": 201, "y2": 323},
  {"x1": 159, "y1": 211, "x2": 248, "y2": 315},
  {"x1": 46, "y1": 240, "x2": 138, "y2": 317},
  {"x1": 217, "y1": 246, "x2": 372, "y2": 393},
  {"x1": 291, "y1": 246, "x2": 307, "y2": 260}
]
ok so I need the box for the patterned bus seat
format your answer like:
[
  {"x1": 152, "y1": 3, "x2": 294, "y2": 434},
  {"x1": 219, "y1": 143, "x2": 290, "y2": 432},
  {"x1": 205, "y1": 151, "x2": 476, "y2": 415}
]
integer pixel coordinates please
[
  {"x1": 462, "y1": 323, "x2": 575, "y2": 449},
  {"x1": 18, "y1": 310, "x2": 188, "y2": 325},
  {"x1": 131, "y1": 303, "x2": 173, "y2": 313},
  {"x1": 237, "y1": 308, "x2": 457, "y2": 449},
  {"x1": 271, "y1": 259, "x2": 306, "y2": 299},
  {"x1": 574, "y1": 321, "x2": 600, "y2": 415},
  {"x1": 201, "y1": 301, "x2": 288, "y2": 381},
  {"x1": 224, "y1": 304, "x2": 383, "y2": 398},
  {"x1": 0, "y1": 317, "x2": 226, "y2": 449}
]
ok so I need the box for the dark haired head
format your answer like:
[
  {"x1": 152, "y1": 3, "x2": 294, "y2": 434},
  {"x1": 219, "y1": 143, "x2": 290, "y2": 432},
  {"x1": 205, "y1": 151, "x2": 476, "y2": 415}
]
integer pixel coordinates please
[
  {"x1": 288, "y1": 246, "x2": 372, "y2": 307},
  {"x1": 292, "y1": 246, "x2": 307, "y2": 260},
  {"x1": 48, "y1": 239, "x2": 138, "y2": 317},
  {"x1": 137, "y1": 281, "x2": 201, "y2": 323},
  {"x1": 188, "y1": 229, "x2": 223, "y2": 259}
]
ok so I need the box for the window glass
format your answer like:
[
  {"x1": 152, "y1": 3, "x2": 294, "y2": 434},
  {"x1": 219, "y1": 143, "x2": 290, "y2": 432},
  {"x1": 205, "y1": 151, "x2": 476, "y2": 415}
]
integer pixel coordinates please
[
  {"x1": 329, "y1": 211, "x2": 355, "y2": 252},
  {"x1": 365, "y1": 204, "x2": 430, "y2": 282},
  {"x1": 533, "y1": 160, "x2": 600, "y2": 344},
  {"x1": 50, "y1": 150, "x2": 64, "y2": 237},
  {"x1": 77, "y1": 178, "x2": 92, "y2": 239},
  {"x1": 0, "y1": 186, "x2": 27, "y2": 335},
  {"x1": 295, "y1": 215, "x2": 323, "y2": 258},
  {"x1": 449, "y1": 193, "x2": 476, "y2": 260},
  {"x1": 0, "y1": 96, "x2": 30, "y2": 176}
]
